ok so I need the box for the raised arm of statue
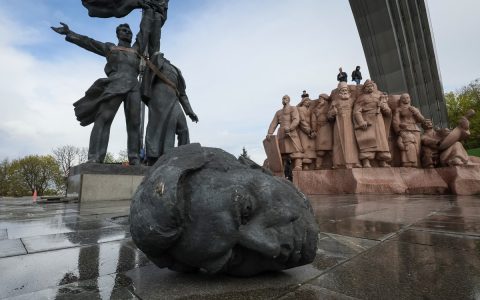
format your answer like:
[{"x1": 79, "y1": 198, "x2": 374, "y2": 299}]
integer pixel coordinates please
[{"x1": 51, "y1": 22, "x2": 111, "y2": 57}]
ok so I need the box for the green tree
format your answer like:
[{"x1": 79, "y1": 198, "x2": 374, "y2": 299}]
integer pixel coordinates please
[
  {"x1": 0, "y1": 159, "x2": 10, "y2": 196},
  {"x1": 9, "y1": 155, "x2": 63, "y2": 196},
  {"x1": 445, "y1": 78, "x2": 480, "y2": 149},
  {"x1": 53, "y1": 145, "x2": 80, "y2": 196}
]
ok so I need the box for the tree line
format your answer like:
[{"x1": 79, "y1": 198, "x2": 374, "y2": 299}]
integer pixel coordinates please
[
  {"x1": 0, "y1": 146, "x2": 128, "y2": 197},
  {"x1": 445, "y1": 78, "x2": 480, "y2": 150}
]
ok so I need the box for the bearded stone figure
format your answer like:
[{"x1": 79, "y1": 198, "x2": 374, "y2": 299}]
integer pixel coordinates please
[
  {"x1": 353, "y1": 80, "x2": 392, "y2": 168},
  {"x1": 328, "y1": 82, "x2": 360, "y2": 169}
]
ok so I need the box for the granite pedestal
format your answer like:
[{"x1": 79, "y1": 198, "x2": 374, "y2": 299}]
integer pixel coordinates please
[
  {"x1": 288, "y1": 164, "x2": 480, "y2": 196},
  {"x1": 67, "y1": 163, "x2": 150, "y2": 202}
]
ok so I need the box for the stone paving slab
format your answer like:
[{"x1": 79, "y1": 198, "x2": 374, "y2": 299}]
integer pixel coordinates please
[
  {"x1": 1, "y1": 195, "x2": 480, "y2": 299},
  {"x1": 318, "y1": 218, "x2": 406, "y2": 241},
  {"x1": 22, "y1": 226, "x2": 130, "y2": 253},
  {"x1": 308, "y1": 240, "x2": 480, "y2": 300},
  {"x1": 279, "y1": 285, "x2": 359, "y2": 300},
  {"x1": 392, "y1": 229, "x2": 480, "y2": 252},
  {"x1": 0, "y1": 239, "x2": 150, "y2": 299},
  {"x1": 0, "y1": 239, "x2": 27, "y2": 258},
  {"x1": 0, "y1": 229, "x2": 7, "y2": 240},
  {"x1": 7, "y1": 274, "x2": 138, "y2": 300},
  {"x1": 6, "y1": 220, "x2": 123, "y2": 240}
]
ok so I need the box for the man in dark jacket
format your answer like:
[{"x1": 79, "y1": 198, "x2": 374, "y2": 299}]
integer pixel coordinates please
[
  {"x1": 337, "y1": 67, "x2": 348, "y2": 83},
  {"x1": 352, "y1": 66, "x2": 362, "y2": 85}
]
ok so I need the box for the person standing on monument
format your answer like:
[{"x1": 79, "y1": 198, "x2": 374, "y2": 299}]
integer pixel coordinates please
[
  {"x1": 328, "y1": 82, "x2": 360, "y2": 169},
  {"x1": 51, "y1": 21, "x2": 150, "y2": 165},
  {"x1": 337, "y1": 67, "x2": 348, "y2": 83},
  {"x1": 267, "y1": 95, "x2": 304, "y2": 171},
  {"x1": 351, "y1": 66, "x2": 362, "y2": 85},
  {"x1": 353, "y1": 79, "x2": 392, "y2": 168}
]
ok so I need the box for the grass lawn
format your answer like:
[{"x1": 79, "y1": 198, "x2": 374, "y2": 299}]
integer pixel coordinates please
[{"x1": 468, "y1": 148, "x2": 480, "y2": 157}]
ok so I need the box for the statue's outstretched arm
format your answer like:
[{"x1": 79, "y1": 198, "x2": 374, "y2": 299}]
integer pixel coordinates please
[{"x1": 51, "y1": 22, "x2": 110, "y2": 57}]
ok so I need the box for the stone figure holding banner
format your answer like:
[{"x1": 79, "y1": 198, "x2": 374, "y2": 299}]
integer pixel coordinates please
[{"x1": 83, "y1": 0, "x2": 169, "y2": 57}]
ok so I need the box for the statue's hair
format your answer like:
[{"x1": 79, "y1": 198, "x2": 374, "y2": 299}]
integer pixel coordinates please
[{"x1": 116, "y1": 23, "x2": 131, "y2": 35}]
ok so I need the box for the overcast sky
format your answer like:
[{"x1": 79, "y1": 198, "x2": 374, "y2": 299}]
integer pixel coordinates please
[{"x1": 0, "y1": 0, "x2": 478, "y2": 164}]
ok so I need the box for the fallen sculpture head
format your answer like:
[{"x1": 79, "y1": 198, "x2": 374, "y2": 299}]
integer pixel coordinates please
[{"x1": 130, "y1": 143, "x2": 318, "y2": 276}]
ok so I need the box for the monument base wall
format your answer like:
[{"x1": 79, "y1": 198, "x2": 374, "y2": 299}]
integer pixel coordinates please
[
  {"x1": 67, "y1": 163, "x2": 149, "y2": 202},
  {"x1": 288, "y1": 164, "x2": 480, "y2": 196}
]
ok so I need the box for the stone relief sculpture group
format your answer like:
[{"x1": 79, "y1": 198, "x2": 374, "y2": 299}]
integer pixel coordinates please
[{"x1": 267, "y1": 80, "x2": 475, "y2": 172}]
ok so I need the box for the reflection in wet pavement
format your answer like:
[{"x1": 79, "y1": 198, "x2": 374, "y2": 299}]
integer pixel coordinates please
[{"x1": 0, "y1": 194, "x2": 480, "y2": 299}]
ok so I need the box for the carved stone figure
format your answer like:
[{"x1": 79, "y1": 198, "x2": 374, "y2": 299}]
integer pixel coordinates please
[
  {"x1": 421, "y1": 110, "x2": 475, "y2": 168},
  {"x1": 51, "y1": 22, "x2": 142, "y2": 164},
  {"x1": 142, "y1": 53, "x2": 198, "y2": 165},
  {"x1": 311, "y1": 94, "x2": 332, "y2": 169},
  {"x1": 353, "y1": 79, "x2": 392, "y2": 168},
  {"x1": 130, "y1": 144, "x2": 319, "y2": 276},
  {"x1": 268, "y1": 95, "x2": 304, "y2": 171},
  {"x1": 420, "y1": 119, "x2": 441, "y2": 168},
  {"x1": 297, "y1": 97, "x2": 316, "y2": 170},
  {"x1": 438, "y1": 109, "x2": 475, "y2": 166},
  {"x1": 397, "y1": 126, "x2": 418, "y2": 167},
  {"x1": 328, "y1": 82, "x2": 360, "y2": 169},
  {"x1": 392, "y1": 93, "x2": 425, "y2": 167}
]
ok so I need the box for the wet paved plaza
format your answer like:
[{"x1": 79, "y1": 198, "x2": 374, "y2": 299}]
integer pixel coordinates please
[{"x1": 1, "y1": 194, "x2": 480, "y2": 299}]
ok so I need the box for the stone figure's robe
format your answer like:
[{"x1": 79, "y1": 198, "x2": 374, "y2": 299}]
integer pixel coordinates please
[
  {"x1": 353, "y1": 94, "x2": 391, "y2": 155},
  {"x1": 297, "y1": 106, "x2": 316, "y2": 159},
  {"x1": 312, "y1": 101, "x2": 333, "y2": 151},
  {"x1": 328, "y1": 97, "x2": 359, "y2": 167}
]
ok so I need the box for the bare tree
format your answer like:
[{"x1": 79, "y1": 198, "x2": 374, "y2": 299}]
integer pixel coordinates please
[
  {"x1": 53, "y1": 145, "x2": 80, "y2": 196},
  {"x1": 78, "y1": 147, "x2": 89, "y2": 164}
]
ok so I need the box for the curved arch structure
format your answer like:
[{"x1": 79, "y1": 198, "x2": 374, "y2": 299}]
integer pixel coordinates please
[{"x1": 349, "y1": 0, "x2": 448, "y2": 127}]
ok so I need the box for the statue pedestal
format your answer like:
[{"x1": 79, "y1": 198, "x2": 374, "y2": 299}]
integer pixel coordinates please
[
  {"x1": 289, "y1": 164, "x2": 480, "y2": 195},
  {"x1": 67, "y1": 163, "x2": 149, "y2": 202}
]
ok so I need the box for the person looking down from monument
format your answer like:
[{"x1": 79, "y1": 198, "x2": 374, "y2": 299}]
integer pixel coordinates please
[
  {"x1": 351, "y1": 66, "x2": 362, "y2": 85},
  {"x1": 51, "y1": 21, "x2": 152, "y2": 165},
  {"x1": 337, "y1": 67, "x2": 348, "y2": 83}
]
